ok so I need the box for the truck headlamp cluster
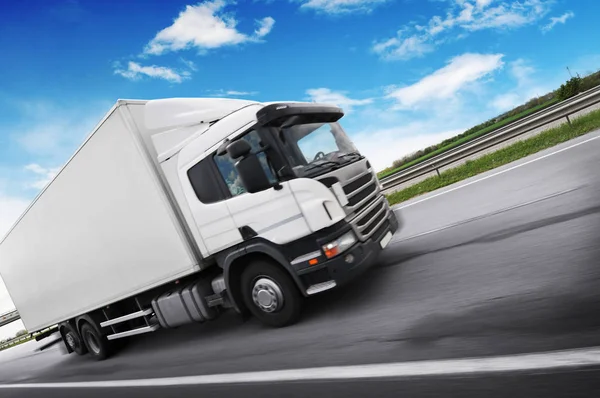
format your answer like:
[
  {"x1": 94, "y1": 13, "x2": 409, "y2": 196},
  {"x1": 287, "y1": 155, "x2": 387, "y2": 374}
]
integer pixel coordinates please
[{"x1": 322, "y1": 231, "x2": 357, "y2": 259}]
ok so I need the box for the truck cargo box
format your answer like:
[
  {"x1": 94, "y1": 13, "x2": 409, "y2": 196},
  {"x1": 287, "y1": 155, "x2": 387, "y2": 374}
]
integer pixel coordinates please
[{"x1": 0, "y1": 101, "x2": 201, "y2": 332}]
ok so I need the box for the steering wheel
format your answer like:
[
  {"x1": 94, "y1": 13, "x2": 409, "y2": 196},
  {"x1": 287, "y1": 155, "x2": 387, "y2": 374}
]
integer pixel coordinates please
[{"x1": 313, "y1": 151, "x2": 326, "y2": 161}]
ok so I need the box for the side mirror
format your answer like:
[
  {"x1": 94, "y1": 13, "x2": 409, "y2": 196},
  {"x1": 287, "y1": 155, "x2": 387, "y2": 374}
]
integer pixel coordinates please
[
  {"x1": 226, "y1": 140, "x2": 251, "y2": 159},
  {"x1": 226, "y1": 140, "x2": 274, "y2": 194}
]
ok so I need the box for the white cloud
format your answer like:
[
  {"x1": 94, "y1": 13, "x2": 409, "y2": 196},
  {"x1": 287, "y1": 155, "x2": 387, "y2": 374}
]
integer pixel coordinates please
[
  {"x1": 11, "y1": 101, "x2": 109, "y2": 161},
  {"x1": 16, "y1": 127, "x2": 64, "y2": 157},
  {"x1": 490, "y1": 58, "x2": 553, "y2": 111},
  {"x1": 509, "y1": 58, "x2": 535, "y2": 83},
  {"x1": 206, "y1": 89, "x2": 259, "y2": 97},
  {"x1": 114, "y1": 61, "x2": 191, "y2": 83},
  {"x1": 306, "y1": 88, "x2": 374, "y2": 112},
  {"x1": 295, "y1": 0, "x2": 389, "y2": 14},
  {"x1": 541, "y1": 11, "x2": 574, "y2": 33},
  {"x1": 374, "y1": 0, "x2": 552, "y2": 60},
  {"x1": 23, "y1": 164, "x2": 60, "y2": 190},
  {"x1": 180, "y1": 58, "x2": 198, "y2": 71},
  {"x1": 491, "y1": 92, "x2": 522, "y2": 111},
  {"x1": 352, "y1": 124, "x2": 463, "y2": 171},
  {"x1": 571, "y1": 54, "x2": 600, "y2": 77},
  {"x1": 226, "y1": 90, "x2": 255, "y2": 96},
  {"x1": 385, "y1": 53, "x2": 505, "y2": 109},
  {"x1": 475, "y1": 0, "x2": 493, "y2": 8},
  {"x1": 0, "y1": 196, "x2": 29, "y2": 242},
  {"x1": 372, "y1": 35, "x2": 434, "y2": 61},
  {"x1": 144, "y1": 0, "x2": 274, "y2": 56},
  {"x1": 255, "y1": 16, "x2": 275, "y2": 37}
]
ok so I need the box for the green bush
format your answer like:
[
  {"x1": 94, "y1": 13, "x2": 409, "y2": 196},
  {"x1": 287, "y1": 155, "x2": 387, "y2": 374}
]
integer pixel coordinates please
[{"x1": 557, "y1": 76, "x2": 582, "y2": 101}]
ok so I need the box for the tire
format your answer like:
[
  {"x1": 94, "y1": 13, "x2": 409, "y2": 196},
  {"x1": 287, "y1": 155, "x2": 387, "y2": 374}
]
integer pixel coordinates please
[
  {"x1": 80, "y1": 322, "x2": 112, "y2": 361},
  {"x1": 63, "y1": 324, "x2": 87, "y2": 356},
  {"x1": 240, "y1": 259, "x2": 303, "y2": 327}
]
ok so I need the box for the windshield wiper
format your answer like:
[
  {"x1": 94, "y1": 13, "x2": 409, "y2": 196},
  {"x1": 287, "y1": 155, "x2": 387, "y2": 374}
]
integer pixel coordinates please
[
  {"x1": 338, "y1": 151, "x2": 362, "y2": 160},
  {"x1": 303, "y1": 161, "x2": 339, "y2": 173}
]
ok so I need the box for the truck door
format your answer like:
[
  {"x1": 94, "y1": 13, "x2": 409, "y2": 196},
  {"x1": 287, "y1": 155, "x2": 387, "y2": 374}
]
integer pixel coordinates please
[
  {"x1": 182, "y1": 154, "x2": 243, "y2": 255},
  {"x1": 213, "y1": 129, "x2": 312, "y2": 246}
]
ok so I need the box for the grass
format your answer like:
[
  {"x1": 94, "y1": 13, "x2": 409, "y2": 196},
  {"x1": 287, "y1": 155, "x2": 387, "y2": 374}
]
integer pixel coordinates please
[
  {"x1": 377, "y1": 99, "x2": 559, "y2": 180},
  {"x1": 386, "y1": 108, "x2": 600, "y2": 206},
  {"x1": 0, "y1": 335, "x2": 33, "y2": 352},
  {"x1": 0, "y1": 326, "x2": 56, "y2": 352}
]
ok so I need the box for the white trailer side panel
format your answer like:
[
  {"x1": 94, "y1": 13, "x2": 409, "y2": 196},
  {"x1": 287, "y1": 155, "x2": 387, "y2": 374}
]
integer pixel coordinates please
[{"x1": 0, "y1": 105, "x2": 199, "y2": 332}]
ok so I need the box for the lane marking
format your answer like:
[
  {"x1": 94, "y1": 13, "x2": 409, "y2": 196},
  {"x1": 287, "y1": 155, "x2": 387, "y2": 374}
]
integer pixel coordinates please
[
  {"x1": 393, "y1": 132, "x2": 600, "y2": 210},
  {"x1": 393, "y1": 186, "x2": 584, "y2": 242},
  {"x1": 3, "y1": 346, "x2": 600, "y2": 388}
]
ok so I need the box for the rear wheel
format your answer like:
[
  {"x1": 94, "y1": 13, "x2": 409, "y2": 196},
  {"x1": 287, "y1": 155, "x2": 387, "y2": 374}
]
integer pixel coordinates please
[
  {"x1": 63, "y1": 324, "x2": 87, "y2": 356},
  {"x1": 80, "y1": 322, "x2": 112, "y2": 361},
  {"x1": 240, "y1": 259, "x2": 303, "y2": 327}
]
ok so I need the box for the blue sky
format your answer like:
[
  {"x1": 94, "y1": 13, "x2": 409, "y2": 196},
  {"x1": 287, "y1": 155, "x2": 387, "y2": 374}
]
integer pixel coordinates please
[{"x1": 0, "y1": 0, "x2": 598, "y2": 335}]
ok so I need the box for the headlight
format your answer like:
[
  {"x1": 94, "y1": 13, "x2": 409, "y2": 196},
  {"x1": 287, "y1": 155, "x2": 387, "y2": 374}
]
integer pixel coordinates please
[{"x1": 322, "y1": 231, "x2": 357, "y2": 259}]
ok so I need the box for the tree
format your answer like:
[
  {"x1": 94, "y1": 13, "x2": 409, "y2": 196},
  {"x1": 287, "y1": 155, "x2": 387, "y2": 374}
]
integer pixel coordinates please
[
  {"x1": 15, "y1": 329, "x2": 28, "y2": 337},
  {"x1": 557, "y1": 76, "x2": 582, "y2": 101}
]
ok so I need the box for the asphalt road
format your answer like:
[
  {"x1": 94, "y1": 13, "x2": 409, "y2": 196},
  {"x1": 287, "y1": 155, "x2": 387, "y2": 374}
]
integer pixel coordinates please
[
  {"x1": 3, "y1": 367, "x2": 600, "y2": 398},
  {"x1": 1, "y1": 130, "x2": 600, "y2": 396}
]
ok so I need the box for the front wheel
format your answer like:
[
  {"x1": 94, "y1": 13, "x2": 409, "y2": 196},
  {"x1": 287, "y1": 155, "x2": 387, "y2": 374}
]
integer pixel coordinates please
[{"x1": 240, "y1": 260, "x2": 303, "y2": 327}]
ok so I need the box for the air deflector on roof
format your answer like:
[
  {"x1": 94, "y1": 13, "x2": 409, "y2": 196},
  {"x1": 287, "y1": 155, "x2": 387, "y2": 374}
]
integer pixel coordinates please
[{"x1": 256, "y1": 103, "x2": 344, "y2": 128}]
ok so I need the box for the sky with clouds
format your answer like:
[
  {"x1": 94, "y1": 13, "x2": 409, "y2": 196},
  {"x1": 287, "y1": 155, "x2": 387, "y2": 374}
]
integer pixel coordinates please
[{"x1": 0, "y1": 0, "x2": 598, "y2": 338}]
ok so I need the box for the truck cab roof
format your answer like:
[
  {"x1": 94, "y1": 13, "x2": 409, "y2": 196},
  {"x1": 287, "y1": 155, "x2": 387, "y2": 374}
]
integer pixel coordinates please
[{"x1": 117, "y1": 98, "x2": 341, "y2": 164}]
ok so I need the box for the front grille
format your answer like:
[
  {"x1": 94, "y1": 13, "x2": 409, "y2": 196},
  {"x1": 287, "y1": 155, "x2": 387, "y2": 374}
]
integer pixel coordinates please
[
  {"x1": 340, "y1": 168, "x2": 389, "y2": 241},
  {"x1": 343, "y1": 173, "x2": 372, "y2": 195},
  {"x1": 347, "y1": 182, "x2": 376, "y2": 206},
  {"x1": 357, "y1": 201, "x2": 384, "y2": 227},
  {"x1": 353, "y1": 197, "x2": 387, "y2": 239},
  {"x1": 343, "y1": 171, "x2": 377, "y2": 211},
  {"x1": 362, "y1": 209, "x2": 387, "y2": 236},
  {"x1": 354, "y1": 198, "x2": 375, "y2": 217}
]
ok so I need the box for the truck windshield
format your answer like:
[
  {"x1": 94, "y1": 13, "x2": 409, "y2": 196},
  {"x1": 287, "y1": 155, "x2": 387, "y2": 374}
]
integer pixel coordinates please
[{"x1": 280, "y1": 121, "x2": 360, "y2": 177}]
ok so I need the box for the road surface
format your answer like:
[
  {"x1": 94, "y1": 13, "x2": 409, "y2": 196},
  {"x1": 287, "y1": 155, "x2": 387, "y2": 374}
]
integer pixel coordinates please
[{"x1": 1, "y1": 130, "x2": 600, "y2": 396}]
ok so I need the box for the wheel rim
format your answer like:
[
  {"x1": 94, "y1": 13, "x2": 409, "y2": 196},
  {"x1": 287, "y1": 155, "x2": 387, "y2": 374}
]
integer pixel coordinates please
[
  {"x1": 65, "y1": 332, "x2": 76, "y2": 349},
  {"x1": 252, "y1": 277, "x2": 284, "y2": 313},
  {"x1": 84, "y1": 330, "x2": 101, "y2": 354}
]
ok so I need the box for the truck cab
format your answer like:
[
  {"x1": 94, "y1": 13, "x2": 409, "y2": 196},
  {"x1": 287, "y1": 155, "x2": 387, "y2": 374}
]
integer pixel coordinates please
[{"x1": 148, "y1": 98, "x2": 401, "y2": 326}]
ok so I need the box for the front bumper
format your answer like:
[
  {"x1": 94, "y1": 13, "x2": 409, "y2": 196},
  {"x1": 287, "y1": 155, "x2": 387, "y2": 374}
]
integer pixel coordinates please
[{"x1": 296, "y1": 210, "x2": 400, "y2": 295}]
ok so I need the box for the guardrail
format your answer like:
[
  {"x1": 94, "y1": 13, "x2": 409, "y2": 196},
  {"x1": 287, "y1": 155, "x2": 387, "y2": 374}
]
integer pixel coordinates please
[
  {"x1": 380, "y1": 85, "x2": 600, "y2": 193},
  {"x1": 0, "y1": 326, "x2": 58, "y2": 352},
  {"x1": 0, "y1": 309, "x2": 20, "y2": 327},
  {"x1": 0, "y1": 333, "x2": 31, "y2": 351}
]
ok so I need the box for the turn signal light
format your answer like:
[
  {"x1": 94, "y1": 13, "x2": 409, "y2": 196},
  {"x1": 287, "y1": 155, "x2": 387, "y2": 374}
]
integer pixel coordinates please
[{"x1": 323, "y1": 245, "x2": 339, "y2": 259}]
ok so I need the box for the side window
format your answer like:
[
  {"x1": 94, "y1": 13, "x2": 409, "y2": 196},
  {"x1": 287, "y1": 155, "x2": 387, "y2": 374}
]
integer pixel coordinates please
[
  {"x1": 214, "y1": 130, "x2": 277, "y2": 197},
  {"x1": 187, "y1": 157, "x2": 228, "y2": 204}
]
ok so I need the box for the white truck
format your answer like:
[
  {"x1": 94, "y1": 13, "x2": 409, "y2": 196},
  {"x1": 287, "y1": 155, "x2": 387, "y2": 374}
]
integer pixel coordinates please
[{"x1": 0, "y1": 98, "x2": 400, "y2": 360}]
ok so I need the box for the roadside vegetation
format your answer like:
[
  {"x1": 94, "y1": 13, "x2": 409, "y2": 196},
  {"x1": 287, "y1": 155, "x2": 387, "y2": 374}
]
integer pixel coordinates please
[
  {"x1": 0, "y1": 329, "x2": 32, "y2": 352},
  {"x1": 0, "y1": 336, "x2": 33, "y2": 351},
  {"x1": 386, "y1": 108, "x2": 600, "y2": 205},
  {"x1": 378, "y1": 70, "x2": 600, "y2": 180}
]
